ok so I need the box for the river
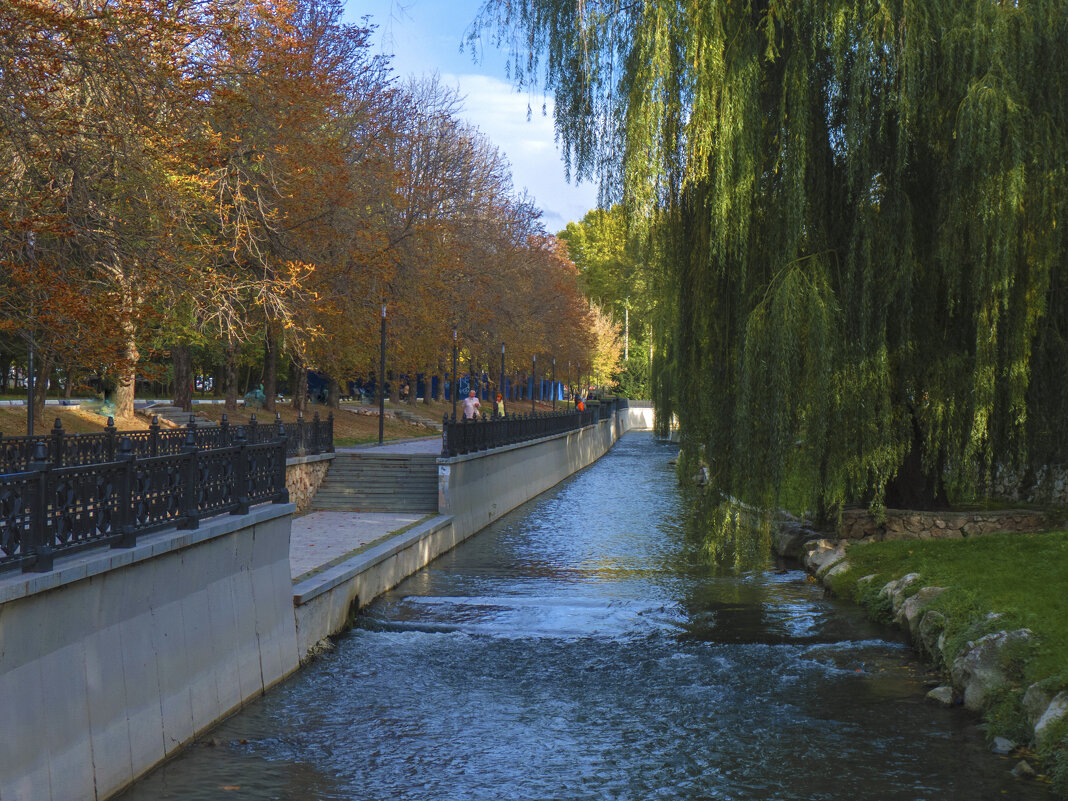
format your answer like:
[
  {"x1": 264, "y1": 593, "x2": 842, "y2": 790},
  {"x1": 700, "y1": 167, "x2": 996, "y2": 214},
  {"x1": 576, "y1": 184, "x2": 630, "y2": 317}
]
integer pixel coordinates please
[{"x1": 119, "y1": 431, "x2": 1051, "y2": 800}]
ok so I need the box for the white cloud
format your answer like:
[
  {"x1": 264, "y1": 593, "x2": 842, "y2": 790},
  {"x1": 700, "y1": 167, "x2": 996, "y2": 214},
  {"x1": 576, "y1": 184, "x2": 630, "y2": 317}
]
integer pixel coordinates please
[{"x1": 442, "y1": 73, "x2": 598, "y2": 233}]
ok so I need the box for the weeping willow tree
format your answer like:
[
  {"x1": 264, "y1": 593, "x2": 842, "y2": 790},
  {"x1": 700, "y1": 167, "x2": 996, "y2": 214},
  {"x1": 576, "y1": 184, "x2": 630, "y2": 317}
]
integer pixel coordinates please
[{"x1": 473, "y1": 1, "x2": 1068, "y2": 519}]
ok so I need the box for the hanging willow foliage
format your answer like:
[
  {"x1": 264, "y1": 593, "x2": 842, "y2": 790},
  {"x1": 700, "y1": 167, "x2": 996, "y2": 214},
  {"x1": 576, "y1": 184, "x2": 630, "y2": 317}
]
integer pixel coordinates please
[{"x1": 473, "y1": 1, "x2": 1068, "y2": 515}]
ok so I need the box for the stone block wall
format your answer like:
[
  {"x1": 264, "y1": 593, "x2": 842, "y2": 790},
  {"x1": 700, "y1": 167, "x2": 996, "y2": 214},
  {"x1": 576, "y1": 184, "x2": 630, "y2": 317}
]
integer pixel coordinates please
[
  {"x1": 838, "y1": 507, "x2": 1049, "y2": 541},
  {"x1": 286, "y1": 454, "x2": 333, "y2": 513},
  {"x1": 989, "y1": 465, "x2": 1068, "y2": 506}
]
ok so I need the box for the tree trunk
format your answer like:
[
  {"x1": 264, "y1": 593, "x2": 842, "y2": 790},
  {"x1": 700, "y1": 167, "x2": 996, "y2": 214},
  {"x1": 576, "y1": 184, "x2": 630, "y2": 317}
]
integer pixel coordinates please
[
  {"x1": 389, "y1": 371, "x2": 400, "y2": 403},
  {"x1": 172, "y1": 343, "x2": 193, "y2": 412},
  {"x1": 0, "y1": 351, "x2": 10, "y2": 393},
  {"x1": 32, "y1": 352, "x2": 54, "y2": 427},
  {"x1": 224, "y1": 340, "x2": 239, "y2": 411},
  {"x1": 423, "y1": 368, "x2": 432, "y2": 405},
  {"x1": 113, "y1": 319, "x2": 139, "y2": 421},
  {"x1": 63, "y1": 364, "x2": 74, "y2": 399},
  {"x1": 291, "y1": 361, "x2": 308, "y2": 414},
  {"x1": 212, "y1": 364, "x2": 223, "y2": 397},
  {"x1": 327, "y1": 376, "x2": 341, "y2": 409},
  {"x1": 263, "y1": 328, "x2": 277, "y2": 412},
  {"x1": 884, "y1": 412, "x2": 949, "y2": 510}
]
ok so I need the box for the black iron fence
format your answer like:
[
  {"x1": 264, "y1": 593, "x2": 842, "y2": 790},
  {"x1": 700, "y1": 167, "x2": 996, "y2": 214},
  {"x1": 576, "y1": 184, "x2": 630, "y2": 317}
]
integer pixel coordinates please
[
  {"x1": 441, "y1": 398, "x2": 624, "y2": 457},
  {"x1": 0, "y1": 424, "x2": 291, "y2": 575},
  {"x1": 0, "y1": 412, "x2": 333, "y2": 474}
]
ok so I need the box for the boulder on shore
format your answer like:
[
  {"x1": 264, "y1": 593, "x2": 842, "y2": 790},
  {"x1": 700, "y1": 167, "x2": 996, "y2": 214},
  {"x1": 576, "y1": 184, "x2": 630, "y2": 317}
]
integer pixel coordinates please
[{"x1": 950, "y1": 629, "x2": 1034, "y2": 712}]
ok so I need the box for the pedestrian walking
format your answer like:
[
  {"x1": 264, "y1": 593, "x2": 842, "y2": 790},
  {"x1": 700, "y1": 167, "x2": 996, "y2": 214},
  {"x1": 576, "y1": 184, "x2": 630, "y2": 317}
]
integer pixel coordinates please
[{"x1": 462, "y1": 389, "x2": 481, "y2": 419}]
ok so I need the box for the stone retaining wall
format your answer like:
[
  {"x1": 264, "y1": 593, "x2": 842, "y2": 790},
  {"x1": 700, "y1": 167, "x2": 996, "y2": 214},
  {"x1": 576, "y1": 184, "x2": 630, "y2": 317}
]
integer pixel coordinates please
[
  {"x1": 838, "y1": 507, "x2": 1049, "y2": 541},
  {"x1": 0, "y1": 506, "x2": 299, "y2": 801},
  {"x1": 286, "y1": 454, "x2": 333, "y2": 513},
  {"x1": 990, "y1": 465, "x2": 1068, "y2": 506}
]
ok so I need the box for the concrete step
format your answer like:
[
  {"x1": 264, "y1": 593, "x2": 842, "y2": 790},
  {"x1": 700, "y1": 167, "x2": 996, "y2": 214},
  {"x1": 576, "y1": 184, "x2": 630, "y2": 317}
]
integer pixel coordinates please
[
  {"x1": 144, "y1": 404, "x2": 213, "y2": 428},
  {"x1": 309, "y1": 452, "x2": 439, "y2": 513},
  {"x1": 315, "y1": 486, "x2": 436, "y2": 496}
]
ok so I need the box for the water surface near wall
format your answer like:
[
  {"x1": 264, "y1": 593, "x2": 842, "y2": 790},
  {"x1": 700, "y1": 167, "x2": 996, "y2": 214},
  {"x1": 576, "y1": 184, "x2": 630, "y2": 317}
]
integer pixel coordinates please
[{"x1": 118, "y1": 432, "x2": 1051, "y2": 800}]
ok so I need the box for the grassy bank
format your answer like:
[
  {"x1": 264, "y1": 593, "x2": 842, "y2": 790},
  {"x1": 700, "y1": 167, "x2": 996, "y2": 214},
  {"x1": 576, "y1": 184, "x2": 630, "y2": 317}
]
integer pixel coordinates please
[{"x1": 825, "y1": 531, "x2": 1068, "y2": 789}]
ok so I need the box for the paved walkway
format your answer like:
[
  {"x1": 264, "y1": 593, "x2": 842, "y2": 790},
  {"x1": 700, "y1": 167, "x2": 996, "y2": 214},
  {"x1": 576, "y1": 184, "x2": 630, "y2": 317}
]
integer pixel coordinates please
[
  {"x1": 338, "y1": 436, "x2": 441, "y2": 454},
  {"x1": 290, "y1": 436, "x2": 440, "y2": 583},
  {"x1": 290, "y1": 510, "x2": 428, "y2": 581}
]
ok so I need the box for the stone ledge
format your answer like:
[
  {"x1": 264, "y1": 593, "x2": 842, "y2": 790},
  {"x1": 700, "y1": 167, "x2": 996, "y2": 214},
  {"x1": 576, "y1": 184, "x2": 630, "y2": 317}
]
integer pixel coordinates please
[
  {"x1": 285, "y1": 452, "x2": 335, "y2": 467},
  {"x1": 0, "y1": 503, "x2": 295, "y2": 604},
  {"x1": 292, "y1": 514, "x2": 454, "y2": 605},
  {"x1": 838, "y1": 507, "x2": 1048, "y2": 541},
  {"x1": 438, "y1": 419, "x2": 609, "y2": 465}
]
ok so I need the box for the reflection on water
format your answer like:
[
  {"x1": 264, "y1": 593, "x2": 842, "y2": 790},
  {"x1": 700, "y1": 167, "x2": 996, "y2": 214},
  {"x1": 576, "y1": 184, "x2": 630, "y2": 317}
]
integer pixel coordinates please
[{"x1": 118, "y1": 432, "x2": 1051, "y2": 801}]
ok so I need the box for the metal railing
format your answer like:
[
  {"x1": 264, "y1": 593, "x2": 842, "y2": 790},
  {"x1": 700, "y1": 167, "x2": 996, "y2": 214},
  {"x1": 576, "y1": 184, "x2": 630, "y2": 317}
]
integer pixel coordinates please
[
  {"x1": 0, "y1": 412, "x2": 333, "y2": 474},
  {"x1": 441, "y1": 398, "x2": 624, "y2": 457},
  {"x1": 0, "y1": 424, "x2": 291, "y2": 575}
]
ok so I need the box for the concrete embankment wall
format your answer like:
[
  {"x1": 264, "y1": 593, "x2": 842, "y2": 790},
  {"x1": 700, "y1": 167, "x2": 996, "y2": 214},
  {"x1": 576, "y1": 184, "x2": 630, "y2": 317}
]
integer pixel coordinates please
[
  {"x1": 292, "y1": 410, "x2": 647, "y2": 654},
  {"x1": 0, "y1": 506, "x2": 299, "y2": 801}
]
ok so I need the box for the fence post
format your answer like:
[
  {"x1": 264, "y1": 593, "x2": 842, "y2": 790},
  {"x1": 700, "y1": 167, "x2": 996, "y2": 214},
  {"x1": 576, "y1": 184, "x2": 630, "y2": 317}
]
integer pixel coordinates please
[
  {"x1": 312, "y1": 411, "x2": 321, "y2": 454},
  {"x1": 232, "y1": 425, "x2": 250, "y2": 515},
  {"x1": 274, "y1": 415, "x2": 290, "y2": 504},
  {"x1": 107, "y1": 417, "x2": 118, "y2": 460},
  {"x1": 23, "y1": 442, "x2": 53, "y2": 573},
  {"x1": 440, "y1": 415, "x2": 449, "y2": 457},
  {"x1": 178, "y1": 426, "x2": 199, "y2": 530},
  {"x1": 149, "y1": 415, "x2": 160, "y2": 457},
  {"x1": 220, "y1": 413, "x2": 230, "y2": 447},
  {"x1": 327, "y1": 412, "x2": 334, "y2": 453},
  {"x1": 248, "y1": 413, "x2": 258, "y2": 446},
  {"x1": 51, "y1": 417, "x2": 64, "y2": 467},
  {"x1": 297, "y1": 412, "x2": 305, "y2": 457},
  {"x1": 112, "y1": 437, "x2": 138, "y2": 549}
]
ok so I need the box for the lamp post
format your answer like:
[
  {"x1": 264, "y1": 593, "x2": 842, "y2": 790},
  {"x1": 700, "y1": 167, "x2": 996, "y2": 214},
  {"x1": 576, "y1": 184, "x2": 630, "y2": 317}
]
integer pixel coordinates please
[
  {"x1": 531, "y1": 354, "x2": 536, "y2": 414},
  {"x1": 25, "y1": 232, "x2": 35, "y2": 437},
  {"x1": 567, "y1": 360, "x2": 571, "y2": 408},
  {"x1": 451, "y1": 327, "x2": 458, "y2": 420},
  {"x1": 378, "y1": 302, "x2": 386, "y2": 445},
  {"x1": 27, "y1": 335, "x2": 34, "y2": 437},
  {"x1": 552, "y1": 357, "x2": 556, "y2": 411},
  {"x1": 500, "y1": 344, "x2": 506, "y2": 416}
]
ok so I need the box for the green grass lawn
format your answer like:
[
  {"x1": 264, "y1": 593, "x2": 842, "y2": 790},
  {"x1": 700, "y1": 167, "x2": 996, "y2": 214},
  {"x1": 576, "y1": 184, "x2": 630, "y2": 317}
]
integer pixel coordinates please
[
  {"x1": 828, "y1": 531, "x2": 1068, "y2": 687},
  {"x1": 827, "y1": 529, "x2": 1068, "y2": 793}
]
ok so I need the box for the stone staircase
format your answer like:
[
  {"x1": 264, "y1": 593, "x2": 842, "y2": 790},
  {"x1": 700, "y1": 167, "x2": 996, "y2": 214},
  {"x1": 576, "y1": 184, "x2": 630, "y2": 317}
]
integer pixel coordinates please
[
  {"x1": 390, "y1": 407, "x2": 444, "y2": 431},
  {"x1": 309, "y1": 453, "x2": 439, "y2": 513},
  {"x1": 143, "y1": 403, "x2": 213, "y2": 428}
]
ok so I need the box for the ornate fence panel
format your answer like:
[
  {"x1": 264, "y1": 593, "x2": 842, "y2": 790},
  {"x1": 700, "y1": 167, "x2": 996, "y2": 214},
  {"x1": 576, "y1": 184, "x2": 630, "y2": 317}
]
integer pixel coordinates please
[
  {"x1": 1, "y1": 412, "x2": 332, "y2": 475},
  {"x1": 0, "y1": 431, "x2": 289, "y2": 575},
  {"x1": 0, "y1": 471, "x2": 34, "y2": 572},
  {"x1": 46, "y1": 461, "x2": 127, "y2": 553},
  {"x1": 195, "y1": 446, "x2": 240, "y2": 518},
  {"x1": 130, "y1": 452, "x2": 188, "y2": 532},
  {"x1": 440, "y1": 400, "x2": 622, "y2": 458}
]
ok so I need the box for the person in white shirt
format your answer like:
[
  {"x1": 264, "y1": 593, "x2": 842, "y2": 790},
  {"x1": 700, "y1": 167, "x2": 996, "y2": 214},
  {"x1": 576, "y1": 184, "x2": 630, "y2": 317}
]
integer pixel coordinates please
[{"x1": 462, "y1": 389, "x2": 481, "y2": 419}]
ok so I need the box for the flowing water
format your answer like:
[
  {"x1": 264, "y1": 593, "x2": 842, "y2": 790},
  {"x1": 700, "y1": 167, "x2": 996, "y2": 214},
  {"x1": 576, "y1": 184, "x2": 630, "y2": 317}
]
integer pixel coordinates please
[{"x1": 120, "y1": 432, "x2": 1051, "y2": 800}]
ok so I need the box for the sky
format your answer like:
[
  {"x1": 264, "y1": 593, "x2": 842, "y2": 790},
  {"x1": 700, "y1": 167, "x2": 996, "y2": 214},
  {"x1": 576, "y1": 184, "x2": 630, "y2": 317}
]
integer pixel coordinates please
[{"x1": 344, "y1": 0, "x2": 600, "y2": 233}]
